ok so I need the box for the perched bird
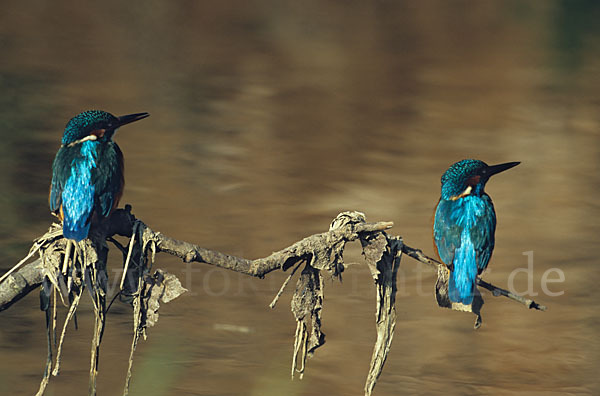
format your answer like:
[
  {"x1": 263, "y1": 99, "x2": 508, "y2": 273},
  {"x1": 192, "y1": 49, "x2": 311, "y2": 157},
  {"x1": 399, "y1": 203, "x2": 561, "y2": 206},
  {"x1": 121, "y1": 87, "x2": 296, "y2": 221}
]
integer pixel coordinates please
[
  {"x1": 50, "y1": 110, "x2": 149, "y2": 241},
  {"x1": 433, "y1": 159, "x2": 519, "y2": 305}
]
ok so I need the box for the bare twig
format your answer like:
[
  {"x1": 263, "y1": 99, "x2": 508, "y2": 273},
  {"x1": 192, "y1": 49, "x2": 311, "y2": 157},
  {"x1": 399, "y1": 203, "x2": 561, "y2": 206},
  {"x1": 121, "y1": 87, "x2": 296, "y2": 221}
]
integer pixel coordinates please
[
  {"x1": 477, "y1": 278, "x2": 547, "y2": 311},
  {"x1": 269, "y1": 262, "x2": 302, "y2": 309},
  {"x1": 400, "y1": 243, "x2": 547, "y2": 311}
]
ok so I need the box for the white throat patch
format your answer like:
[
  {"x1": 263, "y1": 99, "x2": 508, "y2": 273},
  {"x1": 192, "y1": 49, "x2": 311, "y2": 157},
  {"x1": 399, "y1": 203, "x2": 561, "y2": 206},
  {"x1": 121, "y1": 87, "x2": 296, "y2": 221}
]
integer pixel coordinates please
[
  {"x1": 451, "y1": 185, "x2": 472, "y2": 201},
  {"x1": 66, "y1": 134, "x2": 97, "y2": 148}
]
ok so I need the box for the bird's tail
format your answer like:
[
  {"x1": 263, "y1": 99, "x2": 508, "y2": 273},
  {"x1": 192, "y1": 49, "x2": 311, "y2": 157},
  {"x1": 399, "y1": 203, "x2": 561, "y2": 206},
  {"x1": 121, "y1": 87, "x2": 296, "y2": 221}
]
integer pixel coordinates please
[
  {"x1": 448, "y1": 269, "x2": 476, "y2": 305},
  {"x1": 62, "y1": 215, "x2": 91, "y2": 242}
]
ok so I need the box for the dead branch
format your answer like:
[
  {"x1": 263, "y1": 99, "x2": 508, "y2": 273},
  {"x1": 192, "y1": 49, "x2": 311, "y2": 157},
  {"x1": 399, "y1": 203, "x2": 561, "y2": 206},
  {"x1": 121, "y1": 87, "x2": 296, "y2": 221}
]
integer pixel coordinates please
[
  {"x1": 0, "y1": 207, "x2": 545, "y2": 396},
  {"x1": 152, "y1": 215, "x2": 394, "y2": 277},
  {"x1": 360, "y1": 232, "x2": 402, "y2": 396},
  {"x1": 0, "y1": 258, "x2": 45, "y2": 312}
]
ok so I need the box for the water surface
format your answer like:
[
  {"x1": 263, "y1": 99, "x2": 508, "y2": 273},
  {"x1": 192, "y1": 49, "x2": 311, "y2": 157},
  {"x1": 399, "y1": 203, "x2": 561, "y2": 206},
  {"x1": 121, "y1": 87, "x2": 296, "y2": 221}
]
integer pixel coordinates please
[{"x1": 0, "y1": 1, "x2": 599, "y2": 395}]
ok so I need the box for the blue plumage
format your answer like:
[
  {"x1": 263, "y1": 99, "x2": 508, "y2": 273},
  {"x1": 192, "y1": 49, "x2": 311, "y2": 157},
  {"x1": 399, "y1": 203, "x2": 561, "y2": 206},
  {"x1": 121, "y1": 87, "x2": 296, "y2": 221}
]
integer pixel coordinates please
[
  {"x1": 61, "y1": 140, "x2": 98, "y2": 240},
  {"x1": 433, "y1": 159, "x2": 519, "y2": 305},
  {"x1": 61, "y1": 110, "x2": 119, "y2": 145},
  {"x1": 50, "y1": 110, "x2": 149, "y2": 241}
]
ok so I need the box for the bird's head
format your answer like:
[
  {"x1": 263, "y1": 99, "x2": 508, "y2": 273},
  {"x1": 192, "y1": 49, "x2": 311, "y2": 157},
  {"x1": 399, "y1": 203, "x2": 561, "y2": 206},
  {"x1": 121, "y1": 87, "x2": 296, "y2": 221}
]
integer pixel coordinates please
[
  {"x1": 440, "y1": 159, "x2": 520, "y2": 200},
  {"x1": 62, "y1": 110, "x2": 149, "y2": 146}
]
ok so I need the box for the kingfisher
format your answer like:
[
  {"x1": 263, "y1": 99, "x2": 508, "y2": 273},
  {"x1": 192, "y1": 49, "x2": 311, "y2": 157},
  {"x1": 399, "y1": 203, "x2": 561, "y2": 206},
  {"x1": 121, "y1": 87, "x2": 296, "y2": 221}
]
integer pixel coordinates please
[
  {"x1": 433, "y1": 159, "x2": 519, "y2": 305},
  {"x1": 49, "y1": 110, "x2": 149, "y2": 241}
]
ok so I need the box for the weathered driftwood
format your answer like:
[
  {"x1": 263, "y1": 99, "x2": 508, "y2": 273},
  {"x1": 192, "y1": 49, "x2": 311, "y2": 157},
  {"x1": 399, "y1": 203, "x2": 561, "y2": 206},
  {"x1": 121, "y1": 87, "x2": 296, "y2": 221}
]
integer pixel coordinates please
[
  {"x1": 360, "y1": 231, "x2": 402, "y2": 396},
  {"x1": 0, "y1": 257, "x2": 44, "y2": 312},
  {"x1": 0, "y1": 207, "x2": 546, "y2": 396},
  {"x1": 0, "y1": 208, "x2": 187, "y2": 396}
]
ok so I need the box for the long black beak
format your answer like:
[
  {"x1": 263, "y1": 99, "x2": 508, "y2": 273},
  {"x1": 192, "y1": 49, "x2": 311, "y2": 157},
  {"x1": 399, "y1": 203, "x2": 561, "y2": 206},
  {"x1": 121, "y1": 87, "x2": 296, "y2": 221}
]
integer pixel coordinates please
[
  {"x1": 485, "y1": 161, "x2": 520, "y2": 177},
  {"x1": 117, "y1": 112, "x2": 150, "y2": 127}
]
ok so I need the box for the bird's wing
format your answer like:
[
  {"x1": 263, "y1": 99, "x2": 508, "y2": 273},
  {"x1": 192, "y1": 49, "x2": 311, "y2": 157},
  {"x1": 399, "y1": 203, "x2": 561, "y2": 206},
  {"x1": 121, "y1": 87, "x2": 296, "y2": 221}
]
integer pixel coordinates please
[
  {"x1": 470, "y1": 194, "x2": 496, "y2": 273},
  {"x1": 433, "y1": 199, "x2": 462, "y2": 267},
  {"x1": 93, "y1": 142, "x2": 124, "y2": 218},
  {"x1": 49, "y1": 147, "x2": 70, "y2": 214}
]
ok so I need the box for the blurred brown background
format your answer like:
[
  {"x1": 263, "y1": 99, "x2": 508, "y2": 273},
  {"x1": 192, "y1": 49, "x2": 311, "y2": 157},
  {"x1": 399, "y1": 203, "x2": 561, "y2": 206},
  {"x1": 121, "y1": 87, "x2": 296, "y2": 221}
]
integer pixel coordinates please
[{"x1": 0, "y1": 1, "x2": 599, "y2": 395}]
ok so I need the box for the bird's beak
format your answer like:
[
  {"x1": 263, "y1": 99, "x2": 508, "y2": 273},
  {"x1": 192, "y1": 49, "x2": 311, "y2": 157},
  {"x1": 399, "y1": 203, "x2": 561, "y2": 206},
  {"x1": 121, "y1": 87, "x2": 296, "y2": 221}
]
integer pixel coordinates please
[
  {"x1": 485, "y1": 161, "x2": 520, "y2": 177},
  {"x1": 117, "y1": 112, "x2": 150, "y2": 127}
]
